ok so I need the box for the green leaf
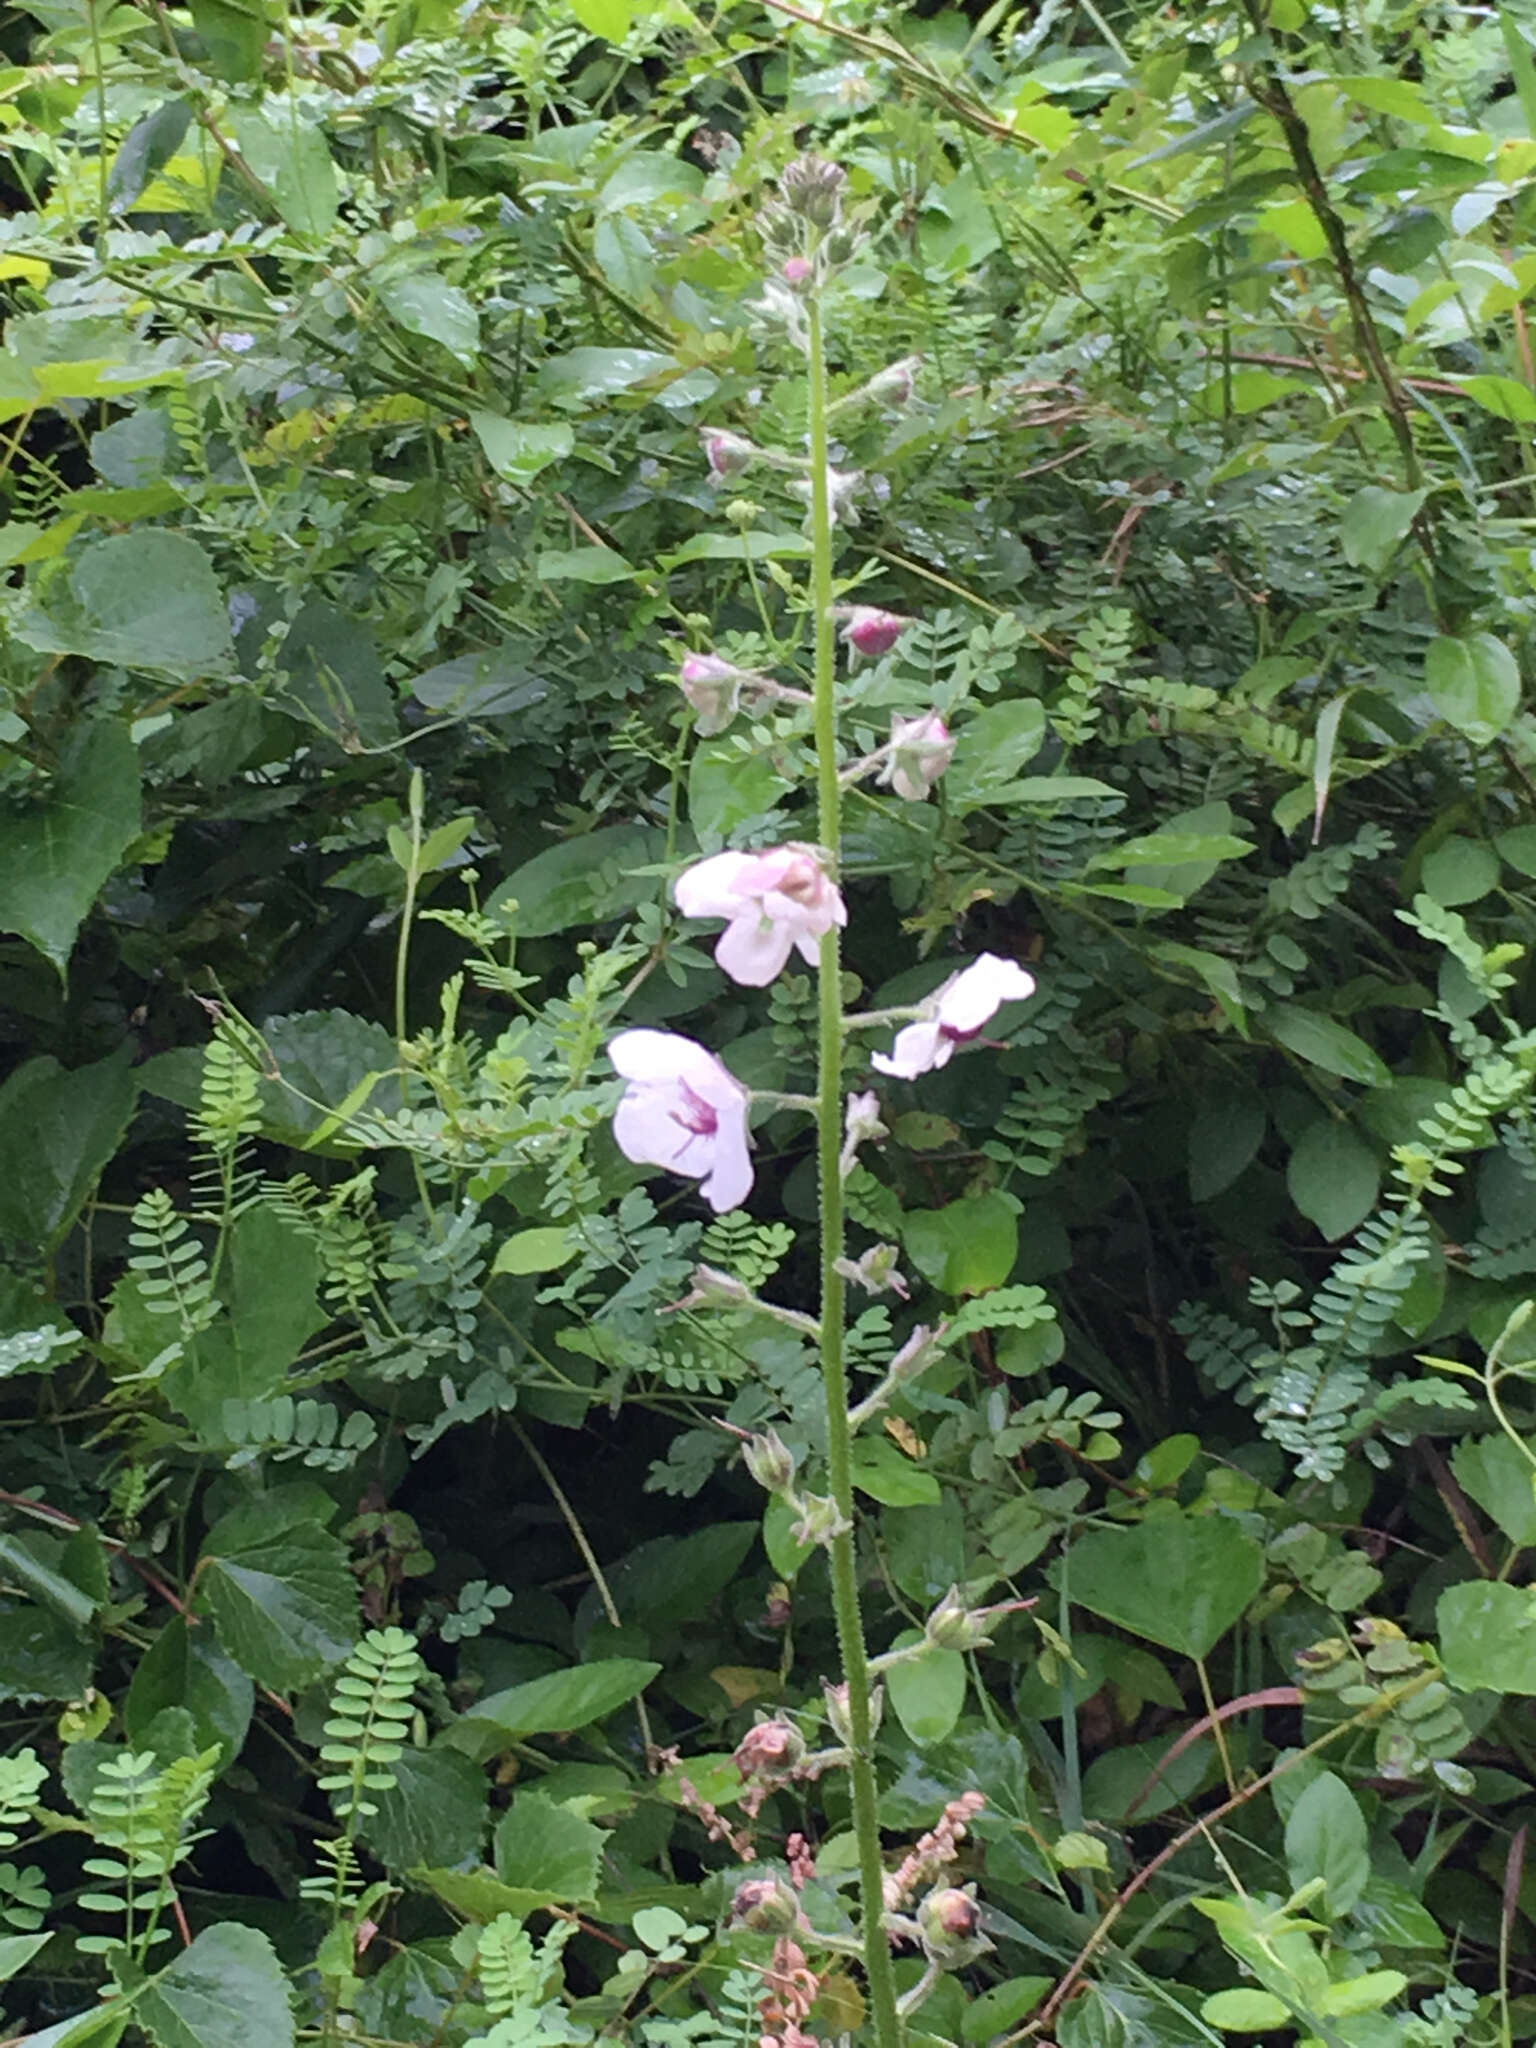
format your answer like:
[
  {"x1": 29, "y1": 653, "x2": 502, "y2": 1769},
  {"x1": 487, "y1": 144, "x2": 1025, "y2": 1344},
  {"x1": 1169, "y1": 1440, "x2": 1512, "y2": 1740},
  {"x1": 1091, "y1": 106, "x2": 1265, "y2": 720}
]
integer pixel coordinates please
[
  {"x1": 0, "y1": 1598, "x2": 93, "y2": 1702},
  {"x1": 135, "y1": 1922, "x2": 293, "y2": 2048},
  {"x1": 275, "y1": 598, "x2": 397, "y2": 749},
  {"x1": 1437, "y1": 1579, "x2": 1536, "y2": 1693},
  {"x1": 124, "y1": 1617, "x2": 254, "y2": 1765},
  {"x1": 1064, "y1": 1515, "x2": 1265, "y2": 1661},
  {"x1": 0, "y1": 1931, "x2": 50, "y2": 1982},
  {"x1": 1340, "y1": 485, "x2": 1426, "y2": 573},
  {"x1": 1451, "y1": 1434, "x2": 1536, "y2": 1549},
  {"x1": 0, "y1": 1043, "x2": 137, "y2": 1248},
  {"x1": 408, "y1": 643, "x2": 546, "y2": 720},
  {"x1": 1352, "y1": 1876, "x2": 1445, "y2": 1950},
  {"x1": 536, "y1": 346, "x2": 676, "y2": 403},
  {"x1": 492, "y1": 1793, "x2": 605, "y2": 1902},
  {"x1": 20, "y1": 531, "x2": 231, "y2": 675},
  {"x1": 1425, "y1": 633, "x2": 1521, "y2": 744},
  {"x1": 168, "y1": 1205, "x2": 326, "y2": 1424},
  {"x1": 1286, "y1": 1120, "x2": 1381, "y2": 1242},
  {"x1": 1200, "y1": 1988, "x2": 1291, "y2": 2032},
  {"x1": 470, "y1": 413, "x2": 574, "y2": 486},
  {"x1": 0, "y1": 1533, "x2": 97, "y2": 1632},
  {"x1": 606, "y1": 1523, "x2": 758, "y2": 1629},
  {"x1": 1284, "y1": 1769, "x2": 1369, "y2": 1917},
  {"x1": 362, "y1": 1746, "x2": 488, "y2": 1873},
  {"x1": 1455, "y1": 372, "x2": 1536, "y2": 421},
  {"x1": 903, "y1": 1193, "x2": 1018, "y2": 1296},
  {"x1": 109, "y1": 99, "x2": 192, "y2": 210},
  {"x1": 16, "y1": 2011, "x2": 128, "y2": 2048},
  {"x1": 486, "y1": 824, "x2": 666, "y2": 937},
  {"x1": 254, "y1": 1008, "x2": 397, "y2": 1149},
  {"x1": 946, "y1": 699, "x2": 1047, "y2": 808},
  {"x1": 494, "y1": 1227, "x2": 576, "y2": 1277},
  {"x1": 885, "y1": 1633, "x2": 966, "y2": 1745},
  {"x1": 961, "y1": 1978, "x2": 1053, "y2": 2042},
  {"x1": 440, "y1": 1658, "x2": 660, "y2": 1761},
  {"x1": 194, "y1": 1495, "x2": 359, "y2": 1692},
  {"x1": 0, "y1": 721, "x2": 141, "y2": 979},
  {"x1": 1319, "y1": 1969, "x2": 1407, "y2": 2017},
  {"x1": 536, "y1": 545, "x2": 634, "y2": 584},
  {"x1": 688, "y1": 743, "x2": 791, "y2": 839},
  {"x1": 850, "y1": 1438, "x2": 941, "y2": 1506},
  {"x1": 1092, "y1": 831, "x2": 1254, "y2": 869},
  {"x1": 1188, "y1": 1091, "x2": 1266, "y2": 1201},
  {"x1": 227, "y1": 107, "x2": 338, "y2": 239},
  {"x1": 1267, "y1": 1004, "x2": 1392, "y2": 1086},
  {"x1": 1421, "y1": 835, "x2": 1500, "y2": 907},
  {"x1": 189, "y1": 0, "x2": 270, "y2": 81},
  {"x1": 379, "y1": 274, "x2": 479, "y2": 363},
  {"x1": 569, "y1": 0, "x2": 632, "y2": 40}
]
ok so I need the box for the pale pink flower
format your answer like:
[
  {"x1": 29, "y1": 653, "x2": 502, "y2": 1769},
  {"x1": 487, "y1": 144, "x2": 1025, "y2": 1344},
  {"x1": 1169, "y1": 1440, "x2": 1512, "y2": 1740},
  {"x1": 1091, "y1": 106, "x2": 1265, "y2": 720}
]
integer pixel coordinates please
[
  {"x1": 839, "y1": 606, "x2": 910, "y2": 659},
  {"x1": 675, "y1": 845, "x2": 846, "y2": 987},
  {"x1": 872, "y1": 953, "x2": 1036, "y2": 1080},
  {"x1": 880, "y1": 711, "x2": 954, "y2": 801},
  {"x1": 734, "y1": 1718, "x2": 805, "y2": 1781},
  {"x1": 781, "y1": 255, "x2": 813, "y2": 288},
  {"x1": 679, "y1": 653, "x2": 747, "y2": 735},
  {"x1": 609, "y1": 1029, "x2": 752, "y2": 1212}
]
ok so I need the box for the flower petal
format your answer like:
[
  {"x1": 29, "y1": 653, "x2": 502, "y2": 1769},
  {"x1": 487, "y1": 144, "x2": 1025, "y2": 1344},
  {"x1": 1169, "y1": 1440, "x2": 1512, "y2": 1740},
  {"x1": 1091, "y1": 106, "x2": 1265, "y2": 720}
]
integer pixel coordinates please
[
  {"x1": 939, "y1": 955, "x2": 1036, "y2": 1034},
  {"x1": 675, "y1": 851, "x2": 758, "y2": 920},
  {"x1": 700, "y1": 1109, "x2": 754, "y2": 1212},
  {"x1": 872, "y1": 1021, "x2": 946, "y2": 1080},
  {"x1": 609, "y1": 1028, "x2": 719, "y2": 1088},
  {"x1": 715, "y1": 915, "x2": 796, "y2": 987}
]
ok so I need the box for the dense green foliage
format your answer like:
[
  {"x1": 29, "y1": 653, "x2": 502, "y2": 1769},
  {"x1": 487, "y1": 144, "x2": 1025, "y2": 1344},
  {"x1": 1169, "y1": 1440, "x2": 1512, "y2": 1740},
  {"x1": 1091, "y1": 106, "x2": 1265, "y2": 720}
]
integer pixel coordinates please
[{"x1": 1, "y1": 0, "x2": 1536, "y2": 2043}]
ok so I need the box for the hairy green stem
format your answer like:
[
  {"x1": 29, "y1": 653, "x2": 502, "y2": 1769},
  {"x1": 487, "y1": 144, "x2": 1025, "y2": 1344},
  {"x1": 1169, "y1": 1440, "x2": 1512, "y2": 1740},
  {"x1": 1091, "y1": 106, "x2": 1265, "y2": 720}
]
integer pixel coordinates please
[{"x1": 806, "y1": 292, "x2": 902, "y2": 2048}]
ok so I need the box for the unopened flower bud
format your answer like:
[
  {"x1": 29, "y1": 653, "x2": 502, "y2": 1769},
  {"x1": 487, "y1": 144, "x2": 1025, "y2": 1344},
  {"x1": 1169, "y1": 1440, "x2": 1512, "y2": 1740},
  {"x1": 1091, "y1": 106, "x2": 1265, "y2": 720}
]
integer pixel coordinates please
[
  {"x1": 742, "y1": 1427, "x2": 797, "y2": 1495},
  {"x1": 734, "y1": 1717, "x2": 806, "y2": 1781},
  {"x1": 790, "y1": 1491, "x2": 853, "y2": 1549},
  {"x1": 731, "y1": 1874, "x2": 802, "y2": 1933},
  {"x1": 868, "y1": 355, "x2": 921, "y2": 407},
  {"x1": 917, "y1": 1885, "x2": 988, "y2": 1969},
  {"x1": 780, "y1": 154, "x2": 846, "y2": 227},
  {"x1": 685, "y1": 1262, "x2": 756, "y2": 1309},
  {"x1": 888, "y1": 1324, "x2": 944, "y2": 1386},
  {"x1": 822, "y1": 225, "x2": 859, "y2": 266},
  {"x1": 924, "y1": 1585, "x2": 1034, "y2": 1653},
  {"x1": 702, "y1": 428, "x2": 758, "y2": 480},
  {"x1": 680, "y1": 653, "x2": 779, "y2": 737},
  {"x1": 823, "y1": 1677, "x2": 882, "y2": 1748},
  {"x1": 781, "y1": 255, "x2": 814, "y2": 289},
  {"x1": 838, "y1": 606, "x2": 910, "y2": 660},
  {"x1": 835, "y1": 1243, "x2": 909, "y2": 1299},
  {"x1": 880, "y1": 711, "x2": 954, "y2": 802},
  {"x1": 844, "y1": 1090, "x2": 887, "y2": 1150}
]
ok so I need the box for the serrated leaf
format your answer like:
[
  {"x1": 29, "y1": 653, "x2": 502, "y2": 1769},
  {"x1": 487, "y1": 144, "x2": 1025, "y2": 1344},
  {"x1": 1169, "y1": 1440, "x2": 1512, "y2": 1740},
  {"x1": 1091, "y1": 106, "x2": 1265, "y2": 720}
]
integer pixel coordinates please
[
  {"x1": 0, "y1": 1043, "x2": 137, "y2": 1248},
  {"x1": 493, "y1": 1793, "x2": 606, "y2": 1902},
  {"x1": 1451, "y1": 1433, "x2": 1536, "y2": 1549},
  {"x1": 18, "y1": 532, "x2": 231, "y2": 676},
  {"x1": 136, "y1": 1923, "x2": 293, "y2": 2048},
  {"x1": 362, "y1": 1746, "x2": 488, "y2": 1873},
  {"x1": 194, "y1": 1496, "x2": 358, "y2": 1692},
  {"x1": 1437, "y1": 1580, "x2": 1536, "y2": 1694},
  {"x1": 0, "y1": 722, "x2": 141, "y2": 979}
]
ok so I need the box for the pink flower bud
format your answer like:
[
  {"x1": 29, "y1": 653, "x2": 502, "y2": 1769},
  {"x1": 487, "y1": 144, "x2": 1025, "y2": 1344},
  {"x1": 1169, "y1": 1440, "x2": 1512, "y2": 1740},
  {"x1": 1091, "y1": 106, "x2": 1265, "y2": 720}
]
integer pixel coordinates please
[
  {"x1": 781, "y1": 255, "x2": 813, "y2": 288},
  {"x1": 880, "y1": 710, "x2": 954, "y2": 802},
  {"x1": 731, "y1": 1875, "x2": 802, "y2": 1933},
  {"x1": 702, "y1": 428, "x2": 757, "y2": 479},
  {"x1": 868, "y1": 355, "x2": 921, "y2": 406},
  {"x1": 734, "y1": 1718, "x2": 806, "y2": 1781},
  {"x1": 838, "y1": 606, "x2": 910, "y2": 660},
  {"x1": 917, "y1": 1885, "x2": 988, "y2": 1968}
]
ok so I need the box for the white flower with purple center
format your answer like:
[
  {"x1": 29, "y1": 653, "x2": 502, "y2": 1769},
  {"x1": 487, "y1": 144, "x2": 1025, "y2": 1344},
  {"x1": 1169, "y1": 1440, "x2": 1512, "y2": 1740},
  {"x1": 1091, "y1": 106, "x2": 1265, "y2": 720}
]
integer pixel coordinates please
[
  {"x1": 609, "y1": 1029, "x2": 753, "y2": 1212},
  {"x1": 675, "y1": 845, "x2": 846, "y2": 987},
  {"x1": 872, "y1": 954, "x2": 1036, "y2": 1080}
]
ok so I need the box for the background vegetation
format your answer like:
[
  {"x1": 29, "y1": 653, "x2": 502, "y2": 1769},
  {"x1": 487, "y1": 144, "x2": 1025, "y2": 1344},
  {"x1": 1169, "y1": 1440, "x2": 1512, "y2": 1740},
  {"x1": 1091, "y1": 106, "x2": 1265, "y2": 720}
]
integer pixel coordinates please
[{"x1": 1, "y1": 0, "x2": 1535, "y2": 2043}]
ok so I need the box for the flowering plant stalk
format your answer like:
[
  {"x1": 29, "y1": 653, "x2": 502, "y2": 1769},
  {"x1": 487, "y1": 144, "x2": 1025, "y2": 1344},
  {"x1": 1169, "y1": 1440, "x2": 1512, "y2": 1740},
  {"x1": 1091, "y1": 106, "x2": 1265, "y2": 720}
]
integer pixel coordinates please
[{"x1": 803, "y1": 276, "x2": 904, "y2": 2048}]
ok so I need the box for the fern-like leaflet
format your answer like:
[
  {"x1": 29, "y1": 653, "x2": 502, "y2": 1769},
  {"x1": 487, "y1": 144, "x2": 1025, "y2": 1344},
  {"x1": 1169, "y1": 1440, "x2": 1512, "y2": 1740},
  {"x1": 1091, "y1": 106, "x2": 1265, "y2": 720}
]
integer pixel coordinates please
[
  {"x1": 0, "y1": 1749, "x2": 50, "y2": 1933},
  {"x1": 317, "y1": 1625, "x2": 424, "y2": 1828},
  {"x1": 76, "y1": 1748, "x2": 217, "y2": 1962}
]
